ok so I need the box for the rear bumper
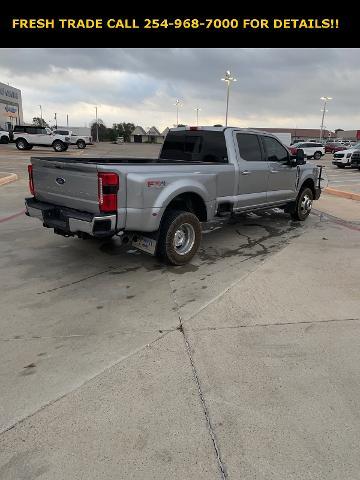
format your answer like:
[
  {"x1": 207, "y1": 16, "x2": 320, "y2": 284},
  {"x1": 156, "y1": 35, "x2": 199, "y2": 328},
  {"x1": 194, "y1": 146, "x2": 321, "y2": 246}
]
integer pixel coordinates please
[{"x1": 25, "y1": 197, "x2": 117, "y2": 237}]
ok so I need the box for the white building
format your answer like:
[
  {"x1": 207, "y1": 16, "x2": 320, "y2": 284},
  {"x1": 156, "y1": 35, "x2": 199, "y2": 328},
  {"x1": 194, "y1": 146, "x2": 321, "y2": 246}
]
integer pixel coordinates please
[
  {"x1": 130, "y1": 126, "x2": 168, "y2": 144},
  {"x1": 0, "y1": 82, "x2": 23, "y2": 131}
]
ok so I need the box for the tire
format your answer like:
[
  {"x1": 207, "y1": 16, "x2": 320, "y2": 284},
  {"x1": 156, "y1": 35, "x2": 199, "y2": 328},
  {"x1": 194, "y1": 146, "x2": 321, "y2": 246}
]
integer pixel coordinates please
[
  {"x1": 77, "y1": 140, "x2": 86, "y2": 149},
  {"x1": 156, "y1": 210, "x2": 202, "y2": 265},
  {"x1": 1, "y1": 135, "x2": 9, "y2": 144},
  {"x1": 63, "y1": 145, "x2": 69, "y2": 151},
  {"x1": 314, "y1": 151, "x2": 322, "y2": 160},
  {"x1": 291, "y1": 187, "x2": 314, "y2": 221},
  {"x1": 25, "y1": 145, "x2": 33, "y2": 150},
  {"x1": 53, "y1": 140, "x2": 65, "y2": 152},
  {"x1": 15, "y1": 138, "x2": 28, "y2": 150},
  {"x1": 337, "y1": 164, "x2": 345, "y2": 168}
]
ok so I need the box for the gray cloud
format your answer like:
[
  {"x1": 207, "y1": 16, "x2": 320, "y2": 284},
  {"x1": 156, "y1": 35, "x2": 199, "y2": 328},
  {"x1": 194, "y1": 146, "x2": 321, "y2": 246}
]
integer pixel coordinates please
[{"x1": 0, "y1": 48, "x2": 359, "y2": 130}]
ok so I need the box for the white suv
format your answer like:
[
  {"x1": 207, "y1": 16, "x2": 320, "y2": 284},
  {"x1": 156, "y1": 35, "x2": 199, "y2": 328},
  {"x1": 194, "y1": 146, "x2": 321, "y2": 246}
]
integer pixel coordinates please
[
  {"x1": 291, "y1": 142, "x2": 325, "y2": 160},
  {"x1": 13, "y1": 125, "x2": 71, "y2": 152},
  {"x1": 0, "y1": 129, "x2": 10, "y2": 144}
]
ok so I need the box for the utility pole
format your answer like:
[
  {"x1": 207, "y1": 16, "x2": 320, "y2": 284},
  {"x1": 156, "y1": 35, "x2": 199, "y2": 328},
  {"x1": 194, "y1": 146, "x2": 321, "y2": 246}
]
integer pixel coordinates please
[
  {"x1": 95, "y1": 106, "x2": 99, "y2": 142},
  {"x1": 320, "y1": 96, "x2": 332, "y2": 142},
  {"x1": 174, "y1": 99, "x2": 182, "y2": 126},
  {"x1": 194, "y1": 107, "x2": 201, "y2": 126},
  {"x1": 221, "y1": 70, "x2": 237, "y2": 127},
  {"x1": 39, "y1": 105, "x2": 43, "y2": 124},
  {"x1": 54, "y1": 113, "x2": 57, "y2": 129},
  {"x1": 66, "y1": 114, "x2": 69, "y2": 127}
]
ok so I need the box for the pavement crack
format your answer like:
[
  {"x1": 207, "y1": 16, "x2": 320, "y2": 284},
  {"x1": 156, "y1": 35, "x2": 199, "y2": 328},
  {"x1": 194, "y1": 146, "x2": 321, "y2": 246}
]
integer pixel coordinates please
[
  {"x1": 166, "y1": 272, "x2": 228, "y2": 480},
  {"x1": 189, "y1": 317, "x2": 360, "y2": 333}
]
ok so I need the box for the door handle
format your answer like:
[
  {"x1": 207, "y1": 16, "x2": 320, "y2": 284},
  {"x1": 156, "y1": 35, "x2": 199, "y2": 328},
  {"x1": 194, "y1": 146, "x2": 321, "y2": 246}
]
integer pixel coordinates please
[{"x1": 241, "y1": 170, "x2": 251, "y2": 175}]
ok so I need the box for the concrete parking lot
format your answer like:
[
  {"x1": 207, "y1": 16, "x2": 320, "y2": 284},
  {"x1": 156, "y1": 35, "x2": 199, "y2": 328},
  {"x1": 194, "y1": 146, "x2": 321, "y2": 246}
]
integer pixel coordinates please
[{"x1": 0, "y1": 143, "x2": 360, "y2": 479}]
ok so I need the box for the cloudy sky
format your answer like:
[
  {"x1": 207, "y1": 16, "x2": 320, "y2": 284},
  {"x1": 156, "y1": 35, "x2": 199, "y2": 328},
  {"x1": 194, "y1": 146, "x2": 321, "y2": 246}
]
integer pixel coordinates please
[{"x1": 1, "y1": 48, "x2": 359, "y2": 131}]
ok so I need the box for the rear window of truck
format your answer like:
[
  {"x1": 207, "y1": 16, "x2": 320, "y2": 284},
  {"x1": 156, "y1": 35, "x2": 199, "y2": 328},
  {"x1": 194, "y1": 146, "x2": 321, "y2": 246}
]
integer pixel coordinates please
[{"x1": 160, "y1": 131, "x2": 228, "y2": 163}]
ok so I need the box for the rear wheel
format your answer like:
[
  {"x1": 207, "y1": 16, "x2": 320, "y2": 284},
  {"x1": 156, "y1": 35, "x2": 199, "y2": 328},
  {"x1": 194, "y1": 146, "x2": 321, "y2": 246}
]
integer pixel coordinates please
[
  {"x1": 291, "y1": 187, "x2": 314, "y2": 221},
  {"x1": 157, "y1": 210, "x2": 202, "y2": 265},
  {"x1": 0, "y1": 135, "x2": 9, "y2": 144},
  {"x1": 314, "y1": 151, "x2": 322, "y2": 160},
  {"x1": 53, "y1": 140, "x2": 66, "y2": 152},
  {"x1": 77, "y1": 140, "x2": 86, "y2": 149},
  {"x1": 16, "y1": 138, "x2": 28, "y2": 150}
]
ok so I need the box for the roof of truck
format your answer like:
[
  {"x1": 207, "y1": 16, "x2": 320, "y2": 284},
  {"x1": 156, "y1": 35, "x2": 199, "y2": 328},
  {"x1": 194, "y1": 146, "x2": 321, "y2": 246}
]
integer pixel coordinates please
[{"x1": 169, "y1": 126, "x2": 279, "y2": 136}]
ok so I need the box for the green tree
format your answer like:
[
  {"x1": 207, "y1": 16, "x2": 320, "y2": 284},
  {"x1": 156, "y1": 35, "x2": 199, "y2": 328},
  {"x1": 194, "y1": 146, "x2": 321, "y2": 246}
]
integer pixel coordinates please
[
  {"x1": 113, "y1": 122, "x2": 135, "y2": 142},
  {"x1": 33, "y1": 117, "x2": 49, "y2": 128}
]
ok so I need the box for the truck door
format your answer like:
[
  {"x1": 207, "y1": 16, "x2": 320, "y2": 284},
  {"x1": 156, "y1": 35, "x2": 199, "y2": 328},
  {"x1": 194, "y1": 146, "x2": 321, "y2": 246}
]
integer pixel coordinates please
[
  {"x1": 235, "y1": 132, "x2": 270, "y2": 208},
  {"x1": 262, "y1": 135, "x2": 298, "y2": 203}
]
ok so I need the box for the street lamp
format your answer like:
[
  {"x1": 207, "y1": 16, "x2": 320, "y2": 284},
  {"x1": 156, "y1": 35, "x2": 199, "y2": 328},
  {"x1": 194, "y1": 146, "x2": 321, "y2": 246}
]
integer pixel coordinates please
[
  {"x1": 39, "y1": 105, "x2": 43, "y2": 124},
  {"x1": 194, "y1": 107, "x2": 201, "y2": 126},
  {"x1": 221, "y1": 70, "x2": 237, "y2": 127},
  {"x1": 95, "y1": 106, "x2": 99, "y2": 143},
  {"x1": 54, "y1": 112, "x2": 57, "y2": 129},
  {"x1": 174, "y1": 99, "x2": 182, "y2": 126},
  {"x1": 320, "y1": 96, "x2": 332, "y2": 141}
]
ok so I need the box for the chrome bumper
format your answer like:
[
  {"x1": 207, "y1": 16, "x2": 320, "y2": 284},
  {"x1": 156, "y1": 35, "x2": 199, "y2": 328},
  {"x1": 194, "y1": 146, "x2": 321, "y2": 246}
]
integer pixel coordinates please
[{"x1": 25, "y1": 198, "x2": 117, "y2": 237}]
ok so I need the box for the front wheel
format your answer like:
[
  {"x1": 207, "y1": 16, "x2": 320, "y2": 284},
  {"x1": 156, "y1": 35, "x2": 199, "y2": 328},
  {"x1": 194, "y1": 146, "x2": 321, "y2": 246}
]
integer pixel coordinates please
[
  {"x1": 0, "y1": 136, "x2": 9, "y2": 144},
  {"x1": 337, "y1": 164, "x2": 345, "y2": 169},
  {"x1": 314, "y1": 151, "x2": 322, "y2": 160},
  {"x1": 157, "y1": 210, "x2": 202, "y2": 265},
  {"x1": 291, "y1": 188, "x2": 314, "y2": 221}
]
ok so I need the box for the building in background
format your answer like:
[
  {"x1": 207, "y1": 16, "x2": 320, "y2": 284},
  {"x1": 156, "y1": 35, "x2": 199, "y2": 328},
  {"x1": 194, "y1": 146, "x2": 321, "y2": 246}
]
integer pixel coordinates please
[
  {"x1": 255, "y1": 127, "x2": 336, "y2": 143},
  {"x1": 130, "y1": 126, "x2": 167, "y2": 144},
  {"x1": 0, "y1": 82, "x2": 23, "y2": 131},
  {"x1": 57, "y1": 126, "x2": 91, "y2": 136},
  {"x1": 335, "y1": 130, "x2": 360, "y2": 141}
]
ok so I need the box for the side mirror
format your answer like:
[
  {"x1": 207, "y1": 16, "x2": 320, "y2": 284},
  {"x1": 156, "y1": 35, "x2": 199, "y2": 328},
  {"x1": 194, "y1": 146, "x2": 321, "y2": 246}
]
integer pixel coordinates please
[{"x1": 289, "y1": 148, "x2": 305, "y2": 166}]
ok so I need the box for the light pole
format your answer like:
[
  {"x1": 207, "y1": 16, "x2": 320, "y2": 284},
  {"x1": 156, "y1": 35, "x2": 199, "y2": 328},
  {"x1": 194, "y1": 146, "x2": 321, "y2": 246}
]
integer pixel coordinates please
[
  {"x1": 320, "y1": 96, "x2": 332, "y2": 142},
  {"x1": 194, "y1": 107, "x2": 201, "y2": 126},
  {"x1": 54, "y1": 113, "x2": 57, "y2": 129},
  {"x1": 39, "y1": 105, "x2": 43, "y2": 124},
  {"x1": 221, "y1": 70, "x2": 237, "y2": 127},
  {"x1": 174, "y1": 99, "x2": 182, "y2": 126},
  {"x1": 95, "y1": 106, "x2": 99, "y2": 143}
]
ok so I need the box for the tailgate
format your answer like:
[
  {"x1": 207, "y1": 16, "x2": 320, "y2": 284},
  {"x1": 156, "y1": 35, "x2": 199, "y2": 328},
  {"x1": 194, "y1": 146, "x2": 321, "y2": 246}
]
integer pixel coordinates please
[{"x1": 31, "y1": 157, "x2": 100, "y2": 214}]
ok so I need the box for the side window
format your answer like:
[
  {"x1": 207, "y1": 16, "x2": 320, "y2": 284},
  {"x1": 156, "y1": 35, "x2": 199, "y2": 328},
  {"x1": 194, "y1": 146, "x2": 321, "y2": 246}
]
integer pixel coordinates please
[
  {"x1": 263, "y1": 136, "x2": 289, "y2": 162},
  {"x1": 25, "y1": 127, "x2": 37, "y2": 135},
  {"x1": 236, "y1": 133, "x2": 263, "y2": 161},
  {"x1": 36, "y1": 128, "x2": 46, "y2": 134}
]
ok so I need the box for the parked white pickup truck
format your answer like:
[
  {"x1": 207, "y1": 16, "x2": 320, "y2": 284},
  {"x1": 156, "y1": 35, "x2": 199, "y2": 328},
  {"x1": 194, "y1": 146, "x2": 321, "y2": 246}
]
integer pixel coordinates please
[
  {"x1": 0, "y1": 129, "x2": 10, "y2": 144},
  {"x1": 13, "y1": 125, "x2": 70, "y2": 152},
  {"x1": 53, "y1": 129, "x2": 92, "y2": 149}
]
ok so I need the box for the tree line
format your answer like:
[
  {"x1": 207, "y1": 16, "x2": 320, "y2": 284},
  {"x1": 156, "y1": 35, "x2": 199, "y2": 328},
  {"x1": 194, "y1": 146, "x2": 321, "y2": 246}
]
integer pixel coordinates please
[{"x1": 32, "y1": 117, "x2": 135, "y2": 142}]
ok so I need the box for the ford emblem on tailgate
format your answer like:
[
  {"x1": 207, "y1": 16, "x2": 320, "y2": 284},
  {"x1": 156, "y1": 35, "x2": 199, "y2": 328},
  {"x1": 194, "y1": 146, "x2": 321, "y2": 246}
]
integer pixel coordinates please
[{"x1": 56, "y1": 177, "x2": 65, "y2": 185}]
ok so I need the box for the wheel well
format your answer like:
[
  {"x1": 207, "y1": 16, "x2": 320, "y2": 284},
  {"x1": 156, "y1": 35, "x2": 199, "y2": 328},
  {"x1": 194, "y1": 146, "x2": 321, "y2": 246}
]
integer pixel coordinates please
[
  {"x1": 300, "y1": 178, "x2": 315, "y2": 196},
  {"x1": 52, "y1": 139, "x2": 63, "y2": 145},
  {"x1": 77, "y1": 139, "x2": 85, "y2": 143},
  {"x1": 165, "y1": 193, "x2": 207, "y2": 221}
]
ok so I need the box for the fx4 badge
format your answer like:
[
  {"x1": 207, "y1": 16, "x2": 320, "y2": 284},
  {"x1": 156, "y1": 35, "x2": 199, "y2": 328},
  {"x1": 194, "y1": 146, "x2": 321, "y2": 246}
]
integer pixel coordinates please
[{"x1": 147, "y1": 180, "x2": 166, "y2": 188}]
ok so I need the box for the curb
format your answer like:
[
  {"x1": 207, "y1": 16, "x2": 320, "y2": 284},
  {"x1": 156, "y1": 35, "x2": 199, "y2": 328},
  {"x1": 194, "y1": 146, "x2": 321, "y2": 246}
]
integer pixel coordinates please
[
  {"x1": 0, "y1": 173, "x2": 18, "y2": 186},
  {"x1": 324, "y1": 187, "x2": 360, "y2": 202}
]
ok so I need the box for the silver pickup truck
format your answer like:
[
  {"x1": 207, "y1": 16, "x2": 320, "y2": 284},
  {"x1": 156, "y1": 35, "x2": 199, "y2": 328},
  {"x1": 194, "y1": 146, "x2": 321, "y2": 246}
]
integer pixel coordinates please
[{"x1": 25, "y1": 126, "x2": 322, "y2": 265}]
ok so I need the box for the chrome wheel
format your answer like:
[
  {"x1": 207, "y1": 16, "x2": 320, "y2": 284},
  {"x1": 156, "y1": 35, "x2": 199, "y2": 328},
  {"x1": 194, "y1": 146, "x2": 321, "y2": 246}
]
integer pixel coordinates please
[
  {"x1": 173, "y1": 223, "x2": 195, "y2": 256},
  {"x1": 300, "y1": 193, "x2": 312, "y2": 214},
  {"x1": 18, "y1": 140, "x2": 25, "y2": 149}
]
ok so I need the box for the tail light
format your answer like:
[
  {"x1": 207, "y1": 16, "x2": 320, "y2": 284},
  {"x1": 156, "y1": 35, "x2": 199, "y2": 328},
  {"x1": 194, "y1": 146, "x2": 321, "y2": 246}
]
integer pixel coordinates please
[
  {"x1": 28, "y1": 164, "x2": 35, "y2": 195},
  {"x1": 98, "y1": 172, "x2": 119, "y2": 213}
]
